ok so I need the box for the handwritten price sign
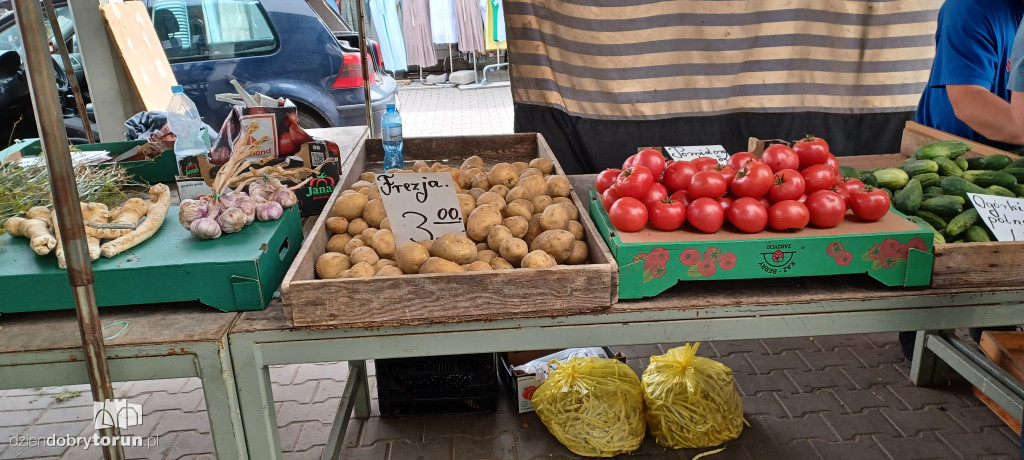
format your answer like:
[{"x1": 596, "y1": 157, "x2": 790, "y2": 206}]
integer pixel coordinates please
[
  {"x1": 375, "y1": 172, "x2": 466, "y2": 244},
  {"x1": 663, "y1": 145, "x2": 730, "y2": 163},
  {"x1": 968, "y1": 193, "x2": 1024, "y2": 241}
]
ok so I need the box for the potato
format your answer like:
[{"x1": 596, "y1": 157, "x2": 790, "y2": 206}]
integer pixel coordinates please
[
  {"x1": 374, "y1": 258, "x2": 398, "y2": 271},
  {"x1": 468, "y1": 187, "x2": 488, "y2": 201},
  {"x1": 567, "y1": 241, "x2": 589, "y2": 264},
  {"x1": 471, "y1": 172, "x2": 491, "y2": 190},
  {"x1": 370, "y1": 229, "x2": 396, "y2": 259},
  {"x1": 349, "y1": 246, "x2": 381, "y2": 266},
  {"x1": 351, "y1": 180, "x2": 373, "y2": 191},
  {"x1": 420, "y1": 239, "x2": 434, "y2": 253},
  {"x1": 380, "y1": 217, "x2": 391, "y2": 230},
  {"x1": 505, "y1": 199, "x2": 534, "y2": 220},
  {"x1": 453, "y1": 194, "x2": 476, "y2": 222},
  {"x1": 430, "y1": 162, "x2": 445, "y2": 171},
  {"x1": 340, "y1": 189, "x2": 358, "y2": 196},
  {"x1": 375, "y1": 265, "x2": 404, "y2": 277},
  {"x1": 525, "y1": 214, "x2": 544, "y2": 243},
  {"x1": 490, "y1": 257, "x2": 514, "y2": 270},
  {"x1": 461, "y1": 155, "x2": 485, "y2": 170},
  {"x1": 510, "y1": 161, "x2": 526, "y2": 174},
  {"x1": 359, "y1": 171, "x2": 376, "y2": 183},
  {"x1": 412, "y1": 160, "x2": 429, "y2": 172},
  {"x1": 540, "y1": 204, "x2": 570, "y2": 231},
  {"x1": 487, "y1": 225, "x2": 514, "y2": 252},
  {"x1": 567, "y1": 220, "x2": 584, "y2": 240},
  {"x1": 476, "y1": 242, "x2": 489, "y2": 251},
  {"x1": 465, "y1": 261, "x2": 493, "y2": 271},
  {"x1": 362, "y1": 199, "x2": 387, "y2": 228},
  {"x1": 396, "y1": 242, "x2": 430, "y2": 274},
  {"x1": 430, "y1": 233, "x2": 478, "y2": 264},
  {"x1": 326, "y1": 233, "x2": 353, "y2": 253},
  {"x1": 325, "y1": 217, "x2": 349, "y2": 234},
  {"x1": 331, "y1": 192, "x2": 368, "y2": 220},
  {"x1": 529, "y1": 195, "x2": 553, "y2": 214},
  {"x1": 365, "y1": 184, "x2": 380, "y2": 201},
  {"x1": 476, "y1": 191, "x2": 506, "y2": 212},
  {"x1": 545, "y1": 175, "x2": 571, "y2": 198},
  {"x1": 466, "y1": 204, "x2": 503, "y2": 242},
  {"x1": 357, "y1": 187, "x2": 370, "y2": 196},
  {"x1": 336, "y1": 270, "x2": 352, "y2": 278},
  {"x1": 343, "y1": 237, "x2": 366, "y2": 255},
  {"x1": 556, "y1": 202, "x2": 579, "y2": 221},
  {"x1": 552, "y1": 196, "x2": 573, "y2": 206},
  {"x1": 349, "y1": 261, "x2": 376, "y2": 278},
  {"x1": 347, "y1": 218, "x2": 370, "y2": 236},
  {"x1": 529, "y1": 158, "x2": 555, "y2": 175},
  {"x1": 530, "y1": 229, "x2": 575, "y2": 263},
  {"x1": 499, "y1": 238, "x2": 529, "y2": 265},
  {"x1": 476, "y1": 249, "x2": 498, "y2": 263},
  {"x1": 520, "y1": 250, "x2": 557, "y2": 268},
  {"x1": 519, "y1": 167, "x2": 543, "y2": 180},
  {"x1": 488, "y1": 163, "x2": 518, "y2": 188},
  {"x1": 315, "y1": 252, "x2": 351, "y2": 279},
  {"x1": 464, "y1": 167, "x2": 483, "y2": 179},
  {"x1": 489, "y1": 184, "x2": 510, "y2": 198},
  {"x1": 360, "y1": 227, "x2": 378, "y2": 241},
  {"x1": 518, "y1": 175, "x2": 547, "y2": 198},
  {"x1": 503, "y1": 216, "x2": 529, "y2": 239},
  {"x1": 419, "y1": 257, "x2": 466, "y2": 274},
  {"x1": 504, "y1": 186, "x2": 529, "y2": 203},
  {"x1": 450, "y1": 168, "x2": 472, "y2": 190}
]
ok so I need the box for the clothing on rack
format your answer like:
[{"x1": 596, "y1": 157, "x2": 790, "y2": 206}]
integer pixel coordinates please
[
  {"x1": 484, "y1": 0, "x2": 505, "y2": 50},
  {"x1": 492, "y1": 0, "x2": 505, "y2": 42},
  {"x1": 369, "y1": 0, "x2": 408, "y2": 72},
  {"x1": 402, "y1": 0, "x2": 438, "y2": 67},
  {"x1": 430, "y1": 0, "x2": 459, "y2": 44},
  {"x1": 454, "y1": 0, "x2": 485, "y2": 53}
]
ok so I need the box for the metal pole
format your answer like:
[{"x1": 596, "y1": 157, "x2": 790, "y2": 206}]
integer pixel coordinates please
[
  {"x1": 43, "y1": 0, "x2": 93, "y2": 143},
  {"x1": 354, "y1": 0, "x2": 373, "y2": 134},
  {"x1": 10, "y1": 1, "x2": 122, "y2": 459}
]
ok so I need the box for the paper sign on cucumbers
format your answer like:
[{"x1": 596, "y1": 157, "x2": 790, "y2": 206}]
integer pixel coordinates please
[
  {"x1": 968, "y1": 193, "x2": 1024, "y2": 241},
  {"x1": 375, "y1": 172, "x2": 466, "y2": 244},
  {"x1": 663, "y1": 145, "x2": 730, "y2": 163}
]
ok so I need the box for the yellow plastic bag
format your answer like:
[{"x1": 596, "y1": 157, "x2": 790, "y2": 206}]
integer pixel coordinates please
[
  {"x1": 641, "y1": 343, "x2": 744, "y2": 449},
  {"x1": 531, "y1": 356, "x2": 646, "y2": 457}
]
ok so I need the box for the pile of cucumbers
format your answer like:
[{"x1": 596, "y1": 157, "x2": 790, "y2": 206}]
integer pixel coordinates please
[{"x1": 842, "y1": 140, "x2": 1024, "y2": 245}]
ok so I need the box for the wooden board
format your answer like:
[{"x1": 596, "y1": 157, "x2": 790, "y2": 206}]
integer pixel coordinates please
[
  {"x1": 279, "y1": 133, "x2": 618, "y2": 328},
  {"x1": 99, "y1": 1, "x2": 177, "y2": 111},
  {"x1": 977, "y1": 331, "x2": 1024, "y2": 435}
]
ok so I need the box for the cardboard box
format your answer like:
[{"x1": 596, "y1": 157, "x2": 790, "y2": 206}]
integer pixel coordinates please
[
  {"x1": 590, "y1": 190, "x2": 934, "y2": 299},
  {"x1": 0, "y1": 139, "x2": 179, "y2": 183},
  {"x1": 500, "y1": 347, "x2": 615, "y2": 413}
]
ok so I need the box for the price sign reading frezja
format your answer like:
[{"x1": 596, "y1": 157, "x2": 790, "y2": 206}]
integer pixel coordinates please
[
  {"x1": 375, "y1": 172, "x2": 466, "y2": 244},
  {"x1": 663, "y1": 145, "x2": 730, "y2": 163}
]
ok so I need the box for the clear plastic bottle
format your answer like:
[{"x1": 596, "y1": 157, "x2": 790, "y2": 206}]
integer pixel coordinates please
[
  {"x1": 166, "y1": 85, "x2": 207, "y2": 174},
  {"x1": 381, "y1": 103, "x2": 403, "y2": 171}
]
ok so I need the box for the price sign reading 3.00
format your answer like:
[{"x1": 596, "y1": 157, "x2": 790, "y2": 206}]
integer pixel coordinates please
[{"x1": 375, "y1": 172, "x2": 466, "y2": 244}]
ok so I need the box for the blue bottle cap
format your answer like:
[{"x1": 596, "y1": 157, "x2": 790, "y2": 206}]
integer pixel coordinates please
[
  {"x1": 171, "y1": 85, "x2": 183, "y2": 94},
  {"x1": 386, "y1": 103, "x2": 395, "y2": 110}
]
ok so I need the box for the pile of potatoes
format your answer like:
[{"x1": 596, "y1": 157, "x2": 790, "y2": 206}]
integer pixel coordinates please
[{"x1": 314, "y1": 155, "x2": 590, "y2": 279}]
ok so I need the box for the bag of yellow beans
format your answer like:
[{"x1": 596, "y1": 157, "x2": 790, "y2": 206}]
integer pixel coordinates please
[
  {"x1": 641, "y1": 343, "x2": 744, "y2": 449},
  {"x1": 532, "y1": 356, "x2": 646, "y2": 457}
]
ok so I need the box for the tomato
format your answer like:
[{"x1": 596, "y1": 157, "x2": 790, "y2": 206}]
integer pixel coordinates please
[
  {"x1": 596, "y1": 168, "x2": 621, "y2": 194},
  {"x1": 715, "y1": 164, "x2": 737, "y2": 185},
  {"x1": 608, "y1": 197, "x2": 648, "y2": 232},
  {"x1": 793, "y1": 135, "x2": 830, "y2": 169},
  {"x1": 830, "y1": 185, "x2": 851, "y2": 209},
  {"x1": 614, "y1": 165, "x2": 655, "y2": 198},
  {"x1": 670, "y1": 189, "x2": 693, "y2": 207},
  {"x1": 634, "y1": 148, "x2": 666, "y2": 180},
  {"x1": 600, "y1": 186, "x2": 622, "y2": 211},
  {"x1": 801, "y1": 164, "x2": 838, "y2": 193},
  {"x1": 759, "y1": 196, "x2": 773, "y2": 210},
  {"x1": 687, "y1": 197, "x2": 725, "y2": 233},
  {"x1": 642, "y1": 183, "x2": 669, "y2": 209},
  {"x1": 691, "y1": 156, "x2": 720, "y2": 171},
  {"x1": 688, "y1": 171, "x2": 728, "y2": 198},
  {"x1": 761, "y1": 144, "x2": 800, "y2": 173},
  {"x1": 727, "y1": 152, "x2": 756, "y2": 171},
  {"x1": 849, "y1": 187, "x2": 891, "y2": 222},
  {"x1": 727, "y1": 197, "x2": 769, "y2": 233},
  {"x1": 718, "y1": 196, "x2": 733, "y2": 211},
  {"x1": 824, "y1": 153, "x2": 839, "y2": 173},
  {"x1": 648, "y1": 198, "x2": 686, "y2": 231},
  {"x1": 622, "y1": 154, "x2": 637, "y2": 169},
  {"x1": 731, "y1": 162, "x2": 774, "y2": 198},
  {"x1": 767, "y1": 169, "x2": 805, "y2": 202},
  {"x1": 662, "y1": 161, "x2": 698, "y2": 192},
  {"x1": 837, "y1": 176, "x2": 865, "y2": 195},
  {"x1": 804, "y1": 189, "x2": 847, "y2": 228},
  {"x1": 768, "y1": 200, "x2": 810, "y2": 231}
]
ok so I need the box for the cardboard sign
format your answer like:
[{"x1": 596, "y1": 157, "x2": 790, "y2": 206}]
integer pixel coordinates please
[
  {"x1": 968, "y1": 193, "x2": 1024, "y2": 240},
  {"x1": 663, "y1": 145, "x2": 730, "y2": 163},
  {"x1": 375, "y1": 172, "x2": 466, "y2": 244}
]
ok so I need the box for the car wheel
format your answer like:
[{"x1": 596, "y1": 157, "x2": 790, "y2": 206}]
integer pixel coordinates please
[{"x1": 296, "y1": 108, "x2": 328, "y2": 130}]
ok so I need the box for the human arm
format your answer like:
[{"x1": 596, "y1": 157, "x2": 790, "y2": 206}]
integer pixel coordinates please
[{"x1": 948, "y1": 84, "x2": 1024, "y2": 145}]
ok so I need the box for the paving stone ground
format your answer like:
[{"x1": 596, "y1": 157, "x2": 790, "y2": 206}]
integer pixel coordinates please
[{"x1": 1, "y1": 80, "x2": 1021, "y2": 459}]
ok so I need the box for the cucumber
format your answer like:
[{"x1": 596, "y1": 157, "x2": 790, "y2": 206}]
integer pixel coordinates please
[
  {"x1": 1000, "y1": 167, "x2": 1024, "y2": 183},
  {"x1": 913, "y1": 172, "x2": 942, "y2": 188},
  {"x1": 873, "y1": 167, "x2": 910, "y2": 191},
  {"x1": 981, "y1": 154, "x2": 1014, "y2": 170},
  {"x1": 986, "y1": 185, "x2": 1017, "y2": 198},
  {"x1": 1006, "y1": 157, "x2": 1024, "y2": 169},
  {"x1": 955, "y1": 158, "x2": 969, "y2": 171},
  {"x1": 906, "y1": 215, "x2": 947, "y2": 245},
  {"x1": 965, "y1": 225, "x2": 992, "y2": 242},
  {"x1": 1015, "y1": 183, "x2": 1024, "y2": 197},
  {"x1": 920, "y1": 195, "x2": 964, "y2": 218},
  {"x1": 901, "y1": 159, "x2": 939, "y2": 176},
  {"x1": 914, "y1": 210, "x2": 948, "y2": 230},
  {"x1": 963, "y1": 170, "x2": 1017, "y2": 188},
  {"x1": 924, "y1": 185, "x2": 945, "y2": 196},
  {"x1": 934, "y1": 157, "x2": 964, "y2": 177},
  {"x1": 912, "y1": 140, "x2": 971, "y2": 160},
  {"x1": 945, "y1": 208, "x2": 979, "y2": 237},
  {"x1": 838, "y1": 165, "x2": 859, "y2": 179},
  {"x1": 966, "y1": 157, "x2": 987, "y2": 170},
  {"x1": 893, "y1": 178, "x2": 923, "y2": 214},
  {"x1": 859, "y1": 172, "x2": 878, "y2": 187},
  {"x1": 940, "y1": 176, "x2": 988, "y2": 200}
]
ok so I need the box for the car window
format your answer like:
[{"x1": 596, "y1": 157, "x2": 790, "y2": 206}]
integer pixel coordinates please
[
  {"x1": 149, "y1": 0, "x2": 277, "y2": 62},
  {"x1": 0, "y1": 6, "x2": 73, "y2": 53}
]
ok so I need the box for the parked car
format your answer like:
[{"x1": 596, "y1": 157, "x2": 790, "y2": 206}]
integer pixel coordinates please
[{"x1": 0, "y1": 0, "x2": 396, "y2": 145}]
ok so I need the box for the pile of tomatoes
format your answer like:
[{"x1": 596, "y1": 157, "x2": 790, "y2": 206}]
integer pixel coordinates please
[{"x1": 596, "y1": 137, "x2": 891, "y2": 233}]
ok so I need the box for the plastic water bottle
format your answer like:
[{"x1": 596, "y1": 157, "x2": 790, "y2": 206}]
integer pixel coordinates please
[
  {"x1": 381, "y1": 103, "x2": 403, "y2": 171},
  {"x1": 166, "y1": 85, "x2": 207, "y2": 174}
]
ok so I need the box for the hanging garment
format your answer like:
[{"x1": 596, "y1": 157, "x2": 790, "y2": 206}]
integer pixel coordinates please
[
  {"x1": 402, "y1": 0, "x2": 438, "y2": 67},
  {"x1": 430, "y1": 0, "x2": 459, "y2": 44},
  {"x1": 454, "y1": 0, "x2": 485, "y2": 53},
  {"x1": 492, "y1": 0, "x2": 505, "y2": 42},
  {"x1": 369, "y1": 0, "x2": 408, "y2": 72},
  {"x1": 484, "y1": 0, "x2": 505, "y2": 51}
]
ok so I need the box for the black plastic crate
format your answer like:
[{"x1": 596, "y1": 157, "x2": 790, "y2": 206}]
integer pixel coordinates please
[{"x1": 375, "y1": 353, "x2": 498, "y2": 417}]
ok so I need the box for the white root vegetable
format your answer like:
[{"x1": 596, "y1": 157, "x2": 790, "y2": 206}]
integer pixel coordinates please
[
  {"x1": 3, "y1": 217, "x2": 56, "y2": 255},
  {"x1": 100, "y1": 183, "x2": 170, "y2": 258}
]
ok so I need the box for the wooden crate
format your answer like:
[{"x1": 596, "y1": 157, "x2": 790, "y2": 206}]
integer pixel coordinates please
[
  {"x1": 978, "y1": 331, "x2": 1024, "y2": 436},
  {"x1": 280, "y1": 133, "x2": 618, "y2": 328},
  {"x1": 838, "y1": 121, "x2": 1024, "y2": 290}
]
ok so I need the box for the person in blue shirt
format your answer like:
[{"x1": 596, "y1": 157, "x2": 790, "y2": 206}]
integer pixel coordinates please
[{"x1": 916, "y1": 0, "x2": 1024, "y2": 150}]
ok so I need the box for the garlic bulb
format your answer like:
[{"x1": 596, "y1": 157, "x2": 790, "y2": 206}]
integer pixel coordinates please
[
  {"x1": 271, "y1": 188, "x2": 298, "y2": 209},
  {"x1": 189, "y1": 217, "x2": 222, "y2": 239},
  {"x1": 178, "y1": 199, "x2": 204, "y2": 229},
  {"x1": 235, "y1": 195, "x2": 256, "y2": 225},
  {"x1": 256, "y1": 200, "x2": 284, "y2": 221},
  {"x1": 217, "y1": 207, "x2": 247, "y2": 234}
]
